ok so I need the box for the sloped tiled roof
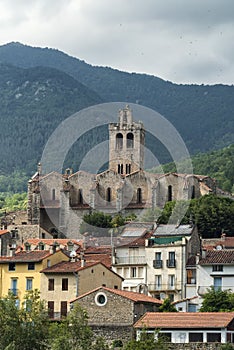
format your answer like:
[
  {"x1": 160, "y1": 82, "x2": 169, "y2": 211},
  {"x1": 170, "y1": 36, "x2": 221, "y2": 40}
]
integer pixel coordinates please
[
  {"x1": 71, "y1": 286, "x2": 162, "y2": 304},
  {"x1": 0, "y1": 250, "x2": 52, "y2": 263},
  {"x1": 199, "y1": 250, "x2": 234, "y2": 265},
  {"x1": 41, "y1": 260, "x2": 100, "y2": 273},
  {"x1": 134, "y1": 312, "x2": 234, "y2": 329},
  {"x1": 203, "y1": 237, "x2": 234, "y2": 250},
  {"x1": 0, "y1": 229, "x2": 9, "y2": 236},
  {"x1": 154, "y1": 225, "x2": 194, "y2": 236},
  {"x1": 25, "y1": 238, "x2": 82, "y2": 247}
]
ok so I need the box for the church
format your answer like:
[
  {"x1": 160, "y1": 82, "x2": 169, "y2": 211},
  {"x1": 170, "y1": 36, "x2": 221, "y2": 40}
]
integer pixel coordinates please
[{"x1": 27, "y1": 106, "x2": 216, "y2": 239}]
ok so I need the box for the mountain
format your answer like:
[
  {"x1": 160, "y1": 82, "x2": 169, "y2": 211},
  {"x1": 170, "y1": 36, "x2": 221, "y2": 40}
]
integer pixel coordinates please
[
  {"x1": 0, "y1": 62, "x2": 102, "y2": 174},
  {"x1": 0, "y1": 42, "x2": 233, "y2": 157}
]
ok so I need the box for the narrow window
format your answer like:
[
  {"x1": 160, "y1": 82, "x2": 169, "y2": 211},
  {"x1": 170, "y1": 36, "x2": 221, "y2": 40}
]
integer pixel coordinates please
[
  {"x1": 126, "y1": 164, "x2": 131, "y2": 174},
  {"x1": 116, "y1": 133, "x2": 123, "y2": 149},
  {"x1": 168, "y1": 275, "x2": 175, "y2": 288},
  {"x1": 106, "y1": 187, "x2": 111, "y2": 202},
  {"x1": 48, "y1": 278, "x2": 54, "y2": 291},
  {"x1": 60, "y1": 301, "x2": 67, "y2": 317},
  {"x1": 78, "y1": 189, "x2": 83, "y2": 204},
  {"x1": 52, "y1": 189, "x2": 56, "y2": 200},
  {"x1": 155, "y1": 275, "x2": 162, "y2": 289},
  {"x1": 130, "y1": 267, "x2": 137, "y2": 277},
  {"x1": 48, "y1": 301, "x2": 54, "y2": 318},
  {"x1": 26, "y1": 278, "x2": 33, "y2": 291},
  {"x1": 11, "y1": 278, "x2": 18, "y2": 296},
  {"x1": 168, "y1": 185, "x2": 172, "y2": 201},
  {"x1": 137, "y1": 188, "x2": 142, "y2": 203},
  {"x1": 127, "y1": 133, "x2": 134, "y2": 148},
  {"x1": 62, "y1": 278, "x2": 68, "y2": 291},
  {"x1": 191, "y1": 185, "x2": 195, "y2": 199}
]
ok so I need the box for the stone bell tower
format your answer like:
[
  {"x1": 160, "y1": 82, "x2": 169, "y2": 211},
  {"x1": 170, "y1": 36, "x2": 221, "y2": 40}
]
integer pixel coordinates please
[{"x1": 108, "y1": 105, "x2": 145, "y2": 175}]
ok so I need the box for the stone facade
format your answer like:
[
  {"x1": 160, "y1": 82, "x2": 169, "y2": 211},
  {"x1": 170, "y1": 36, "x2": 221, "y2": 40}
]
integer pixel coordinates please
[{"x1": 27, "y1": 106, "x2": 217, "y2": 238}]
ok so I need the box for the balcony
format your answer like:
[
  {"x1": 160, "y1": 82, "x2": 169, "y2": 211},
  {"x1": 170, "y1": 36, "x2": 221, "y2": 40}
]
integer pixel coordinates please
[
  {"x1": 114, "y1": 256, "x2": 146, "y2": 265},
  {"x1": 8, "y1": 288, "x2": 18, "y2": 296},
  {"x1": 166, "y1": 259, "x2": 176, "y2": 268},
  {"x1": 153, "y1": 260, "x2": 163, "y2": 269},
  {"x1": 148, "y1": 284, "x2": 177, "y2": 292}
]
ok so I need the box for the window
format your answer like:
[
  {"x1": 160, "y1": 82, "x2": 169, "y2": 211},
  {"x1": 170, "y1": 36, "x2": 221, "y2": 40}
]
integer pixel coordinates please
[
  {"x1": 189, "y1": 333, "x2": 203, "y2": 342},
  {"x1": 187, "y1": 269, "x2": 196, "y2": 284},
  {"x1": 26, "y1": 278, "x2": 33, "y2": 291},
  {"x1": 137, "y1": 188, "x2": 142, "y2": 204},
  {"x1": 168, "y1": 185, "x2": 172, "y2": 201},
  {"x1": 153, "y1": 252, "x2": 162, "y2": 268},
  {"x1": 52, "y1": 189, "x2": 56, "y2": 200},
  {"x1": 212, "y1": 265, "x2": 223, "y2": 272},
  {"x1": 38, "y1": 243, "x2": 45, "y2": 250},
  {"x1": 106, "y1": 187, "x2": 111, "y2": 202},
  {"x1": 168, "y1": 275, "x2": 175, "y2": 289},
  {"x1": 155, "y1": 275, "x2": 162, "y2": 289},
  {"x1": 118, "y1": 164, "x2": 123, "y2": 174},
  {"x1": 126, "y1": 164, "x2": 131, "y2": 174},
  {"x1": 25, "y1": 243, "x2": 31, "y2": 251},
  {"x1": 207, "y1": 333, "x2": 221, "y2": 342},
  {"x1": 214, "y1": 277, "x2": 222, "y2": 291},
  {"x1": 191, "y1": 185, "x2": 195, "y2": 199},
  {"x1": 62, "y1": 278, "x2": 68, "y2": 291},
  {"x1": 10, "y1": 278, "x2": 18, "y2": 296},
  {"x1": 78, "y1": 189, "x2": 83, "y2": 204},
  {"x1": 48, "y1": 279, "x2": 54, "y2": 291},
  {"x1": 48, "y1": 301, "x2": 54, "y2": 318},
  {"x1": 127, "y1": 132, "x2": 134, "y2": 148},
  {"x1": 95, "y1": 292, "x2": 107, "y2": 306},
  {"x1": 28, "y1": 262, "x2": 35, "y2": 270},
  {"x1": 131, "y1": 267, "x2": 137, "y2": 278},
  {"x1": 8, "y1": 262, "x2": 16, "y2": 271},
  {"x1": 167, "y1": 252, "x2": 176, "y2": 267},
  {"x1": 158, "y1": 333, "x2": 172, "y2": 342},
  {"x1": 116, "y1": 133, "x2": 123, "y2": 149},
  {"x1": 60, "y1": 301, "x2": 67, "y2": 317}
]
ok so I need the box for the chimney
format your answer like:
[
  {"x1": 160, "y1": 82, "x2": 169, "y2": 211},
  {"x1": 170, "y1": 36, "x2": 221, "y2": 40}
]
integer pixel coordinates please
[
  {"x1": 80, "y1": 251, "x2": 86, "y2": 267},
  {"x1": 221, "y1": 231, "x2": 226, "y2": 241}
]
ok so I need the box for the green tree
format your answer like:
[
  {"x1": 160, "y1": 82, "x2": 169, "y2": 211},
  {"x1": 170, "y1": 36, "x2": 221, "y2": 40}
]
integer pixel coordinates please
[
  {"x1": 124, "y1": 330, "x2": 168, "y2": 350},
  {"x1": 158, "y1": 298, "x2": 177, "y2": 312},
  {"x1": 200, "y1": 287, "x2": 234, "y2": 312},
  {"x1": 0, "y1": 290, "x2": 49, "y2": 350}
]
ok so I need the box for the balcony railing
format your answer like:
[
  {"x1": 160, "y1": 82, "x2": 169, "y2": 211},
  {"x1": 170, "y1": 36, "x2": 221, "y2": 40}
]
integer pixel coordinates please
[
  {"x1": 148, "y1": 284, "x2": 177, "y2": 291},
  {"x1": 114, "y1": 256, "x2": 146, "y2": 265},
  {"x1": 8, "y1": 288, "x2": 18, "y2": 296},
  {"x1": 166, "y1": 259, "x2": 176, "y2": 268},
  {"x1": 153, "y1": 260, "x2": 163, "y2": 268}
]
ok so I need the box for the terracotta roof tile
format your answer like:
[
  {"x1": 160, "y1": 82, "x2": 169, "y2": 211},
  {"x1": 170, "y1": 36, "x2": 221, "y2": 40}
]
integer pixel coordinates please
[
  {"x1": 71, "y1": 286, "x2": 162, "y2": 304},
  {"x1": 199, "y1": 250, "x2": 234, "y2": 264},
  {"x1": 134, "y1": 312, "x2": 234, "y2": 329},
  {"x1": 0, "y1": 229, "x2": 9, "y2": 236},
  {"x1": 41, "y1": 260, "x2": 99, "y2": 273},
  {"x1": 0, "y1": 250, "x2": 52, "y2": 263}
]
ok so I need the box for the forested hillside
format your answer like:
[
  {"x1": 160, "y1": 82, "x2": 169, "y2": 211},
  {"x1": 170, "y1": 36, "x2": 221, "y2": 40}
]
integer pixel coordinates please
[
  {"x1": 0, "y1": 42, "x2": 233, "y2": 157},
  {"x1": 0, "y1": 63, "x2": 102, "y2": 174},
  {"x1": 149, "y1": 144, "x2": 234, "y2": 193}
]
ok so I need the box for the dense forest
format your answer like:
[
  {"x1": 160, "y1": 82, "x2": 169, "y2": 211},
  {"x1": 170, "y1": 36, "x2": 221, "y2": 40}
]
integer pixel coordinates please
[{"x1": 0, "y1": 42, "x2": 233, "y2": 176}]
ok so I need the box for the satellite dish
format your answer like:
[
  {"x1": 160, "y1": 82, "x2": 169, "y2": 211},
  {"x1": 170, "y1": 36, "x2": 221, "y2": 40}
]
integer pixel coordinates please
[{"x1": 216, "y1": 245, "x2": 222, "y2": 250}]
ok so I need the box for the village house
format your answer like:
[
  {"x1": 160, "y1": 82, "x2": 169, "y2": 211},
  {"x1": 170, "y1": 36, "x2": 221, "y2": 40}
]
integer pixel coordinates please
[
  {"x1": 40, "y1": 258, "x2": 123, "y2": 319},
  {"x1": 134, "y1": 312, "x2": 234, "y2": 344},
  {"x1": 0, "y1": 249, "x2": 69, "y2": 304},
  {"x1": 70, "y1": 286, "x2": 162, "y2": 344}
]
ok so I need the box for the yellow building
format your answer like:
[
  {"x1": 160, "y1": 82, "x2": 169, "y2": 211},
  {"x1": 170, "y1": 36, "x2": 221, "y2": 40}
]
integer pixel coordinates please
[
  {"x1": 40, "y1": 260, "x2": 123, "y2": 319},
  {"x1": 0, "y1": 249, "x2": 69, "y2": 304}
]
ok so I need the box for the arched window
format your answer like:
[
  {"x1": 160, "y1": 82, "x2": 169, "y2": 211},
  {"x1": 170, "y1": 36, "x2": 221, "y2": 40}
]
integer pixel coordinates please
[
  {"x1": 78, "y1": 189, "x2": 83, "y2": 204},
  {"x1": 52, "y1": 189, "x2": 55, "y2": 200},
  {"x1": 137, "y1": 188, "x2": 142, "y2": 203},
  {"x1": 168, "y1": 185, "x2": 172, "y2": 201},
  {"x1": 191, "y1": 185, "x2": 195, "y2": 199},
  {"x1": 127, "y1": 133, "x2": 134, "y2": 148},
  {"x1": 106, "y1": 187, "x2": 111, "y2": 202},
  {"x1": 126, "y1": 164, "x2": 131, "y2": 174},
  {"x1": 116, "y1": 133, "x2": 123, "y2": 149}
]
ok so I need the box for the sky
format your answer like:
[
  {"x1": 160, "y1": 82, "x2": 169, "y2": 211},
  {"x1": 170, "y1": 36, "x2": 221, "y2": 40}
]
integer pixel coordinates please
[{"x1": 0, "y1": 0, "x2": 234, "y2": 85}]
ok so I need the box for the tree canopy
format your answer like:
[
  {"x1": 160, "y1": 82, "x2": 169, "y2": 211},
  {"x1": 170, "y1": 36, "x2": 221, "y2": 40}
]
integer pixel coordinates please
[{"x1": 200, "y1": 287, "x2": 234, "y2": 312}]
